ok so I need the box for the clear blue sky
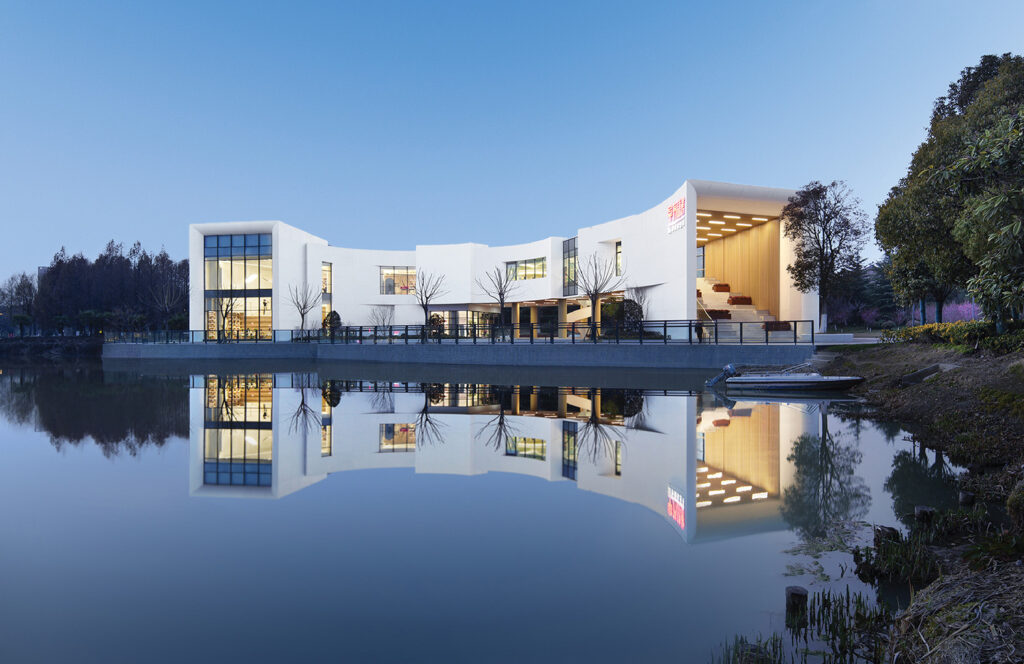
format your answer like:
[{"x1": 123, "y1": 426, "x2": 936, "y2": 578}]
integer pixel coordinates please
[{"x1": 2, "y1": 0, "x2": 1022, "y2": 275}]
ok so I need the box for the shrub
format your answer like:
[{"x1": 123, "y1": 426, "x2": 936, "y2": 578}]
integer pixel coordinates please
[
  {"x1": 712, "y1": 283, "x2": 730, "y2": 292},
  {"x1": 879, "y1": 321, "x2": 1024, "y2": 353},
  {"x1": 762, "y1": 321, "x2": 792, "y2": 332},
  {"x1": 1009, "y1": 479, "x2": 1024, "y2": 531},
  {"x1": 727, "y1": 295, "x2": 752, "y2": 305}
]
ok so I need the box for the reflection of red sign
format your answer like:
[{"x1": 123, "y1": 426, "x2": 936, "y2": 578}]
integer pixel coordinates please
[
  {"x1": 667, "y1": 486, "x2": 685, "y2": 529},
  {"x1": 667, "y1": 499, "x2": 685, "y2": 529},
  {"x1": 667, "y1": 198, "x2": 686, "y2": 234}
]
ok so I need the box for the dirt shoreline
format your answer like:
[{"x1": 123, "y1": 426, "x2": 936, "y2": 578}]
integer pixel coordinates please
[
  {"x1": 822, "y1": 343, "x2": 1024, "y2": 501},
  {"x1": 822, "y1": 343, "x2": 1024, "y2": 663}
]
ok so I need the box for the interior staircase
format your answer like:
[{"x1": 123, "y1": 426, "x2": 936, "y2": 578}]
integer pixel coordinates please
[{"x1": 697, "y1": 277, "x2": 775, "y2": 323}]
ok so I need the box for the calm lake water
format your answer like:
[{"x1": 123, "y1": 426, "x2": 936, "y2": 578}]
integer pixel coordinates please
[{"x1": 0, "y1": 365, "x2": 960, "y2": 663}]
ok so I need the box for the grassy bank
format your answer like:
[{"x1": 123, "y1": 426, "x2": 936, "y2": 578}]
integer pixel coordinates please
[
  {"x1": 818, "y1": 334, "x2": 1024, "y2": 663},
  {"x1": 822, "y1": 341, "x2": 1024, "y2": 502}
]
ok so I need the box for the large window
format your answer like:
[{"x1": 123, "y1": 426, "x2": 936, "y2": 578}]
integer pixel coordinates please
[
  {"x1": 203, "y1": 234, "x2": 272, "y2": 340},
  {"x1": 321, "y1": 262, "x2": 333, "y2": 325},
  {"x1": 379, "y1": 423, "x2": 416, "y2": 452},
  {"x1": 380, "y1": 266, "x2": 416, "y2": 295},
  {"x1": 505, "y1": 436, "x2": 546, "y2": 460},
  {"x1": 696, "y1": 246, "x2": 705, "y2": 278},
  {"x1": 205, "y1": 296, "x2": 272, "y2": 341},
  {"x1": 615, "y1": 241, "x2": 622, "y2": 276},
  {"x1": 505, "y1": 257, "x2": 547, "y2": 281},
  {"x1": 562, "y1": 238, "x2": 578, "y2": 296}
]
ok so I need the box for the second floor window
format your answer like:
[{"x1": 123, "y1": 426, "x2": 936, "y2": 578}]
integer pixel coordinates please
[
  {"x1": 380, "y1": 266, "x2": 415, "y2": 295},
  {"x1": 505, "y1": 257, "x2": 547, "y2": 280},
  {"x1": 321, "y1": 263, "x2": 332, "y2": 294},
  {"x1": 615, "y1": 241, "x2": 622, "y2": 276}
]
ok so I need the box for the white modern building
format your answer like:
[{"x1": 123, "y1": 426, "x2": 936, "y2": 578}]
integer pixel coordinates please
[{"x1": 188, "y1": 179, "x2": 818, "y2": 338}]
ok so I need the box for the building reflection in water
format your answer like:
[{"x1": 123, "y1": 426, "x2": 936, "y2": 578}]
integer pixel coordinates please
[{"x1": 190, "y1": 375, "x2": 820, "y2": 542}]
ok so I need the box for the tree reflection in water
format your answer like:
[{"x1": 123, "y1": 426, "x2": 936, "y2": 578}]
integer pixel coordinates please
[
  {"x1": 0, "y1": 366, "x2": 188, "y2": 456},
  {"x1": 885, "y1": 447, "x2": 958, "y2": 529},
  {"x1": 415, "y1": 383, "x2": 447, "y2": 447},
  {"x1": 781, "y1": 406, "x2": 871, "y2": 547},
  {"x1": 288, "y1": 374, "x2": 323, "y2": 435},
  {"x1": 476, "y1": 385, "x2": 519, "y2": 451},
  {"x1": 576, "y1": 388, "x2": 628, "y2": 464}
]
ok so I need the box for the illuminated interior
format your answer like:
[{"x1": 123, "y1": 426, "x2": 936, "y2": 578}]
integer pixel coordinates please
[
  {"x1": 203, "y1": 234, "x2": 273, "y2": 340},
  {"x1": 697, "y1": 209, "x2": 783, "y2": 318}
]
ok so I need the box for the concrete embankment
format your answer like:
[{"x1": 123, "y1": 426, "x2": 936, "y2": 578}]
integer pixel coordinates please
[{"x1": 103, "y1": 340, "x2": 814, "y2": 369}]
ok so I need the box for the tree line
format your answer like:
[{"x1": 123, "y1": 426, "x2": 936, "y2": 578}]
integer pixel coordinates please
[
  {"x1": 877, "y1": 52, "x2": 1024, "y2": 327},
  {"x1": 0, "y1": 241, "x2": 188, "y2": 337}
]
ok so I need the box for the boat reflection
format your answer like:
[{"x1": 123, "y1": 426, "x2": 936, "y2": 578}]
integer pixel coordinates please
[{"x1": 190, "y1": 374, "x2": 825, "y2": 543}]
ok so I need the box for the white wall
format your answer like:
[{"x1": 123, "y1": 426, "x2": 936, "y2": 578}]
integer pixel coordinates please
[{"x1": 778, "y1": 223, "x2": 820, "y2": 330}]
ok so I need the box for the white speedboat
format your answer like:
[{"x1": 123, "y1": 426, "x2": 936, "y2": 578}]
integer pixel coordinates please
[{"x1": 705, "y1": 363, "x2": 863, "y2": 392}]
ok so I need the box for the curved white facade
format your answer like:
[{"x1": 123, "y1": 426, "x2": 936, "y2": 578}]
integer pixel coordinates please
[{"x1": 188, "y1": 179, "x2": 818, "y2": 331}]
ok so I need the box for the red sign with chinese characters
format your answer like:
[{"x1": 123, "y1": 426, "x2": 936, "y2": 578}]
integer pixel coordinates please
[
  {"x1": 667, "y1": 198, "x2": 686, "y2": 234},
  {"x1": 668, "y1": 198, "x2": 686, "y2": 221}
]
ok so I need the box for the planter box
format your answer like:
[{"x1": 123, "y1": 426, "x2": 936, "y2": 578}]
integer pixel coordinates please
[
  {"x1": 712, "y1": 283, "x2": 730, "y2": 293},
  {"x1": 762, "y1": 321, "x2": 792, "y2": 331},
  {"x1": 705, "y1": 310, "x2": 732, "y2": 320},
  {"x1": 727, "y1": 295, "x2": 752, "y2": 305},
  {"x1": 696, "y1": 289, "x2": 702, "y2": 299}
]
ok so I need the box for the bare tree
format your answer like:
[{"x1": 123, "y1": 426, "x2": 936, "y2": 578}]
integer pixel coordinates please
[
  {"x1": 414, "y1": 271, "x2": 448, "y2": 329},
  {"x1": 368, "y1": 304, "x2": 395, "y2": 328},
  {"x1": 149, "y1": 280, "x2": 189, "y2": 332},
  {"x1": 575, "y1": 254, "x2": 624, "y2": 339},
  {"x1": 288, "y1": 283, "x2": 322, "y2": 330},
  {"x1": 216, "y1": 295, "x2": 238, "y2": 341},
  {"x1": 476, "y1": 265, "x2": 519, "y2": 337}
]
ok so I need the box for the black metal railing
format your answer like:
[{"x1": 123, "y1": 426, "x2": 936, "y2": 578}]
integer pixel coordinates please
[{"x1": 105, "y1": 320, "x2": 815, "y2": 345}]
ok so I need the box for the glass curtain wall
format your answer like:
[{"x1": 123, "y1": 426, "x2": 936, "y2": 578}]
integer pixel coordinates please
[
  {"x1": 562, "y1": 238, "x2": 578, "y2": 296},
  {"x1": 203, "y1": 234, "x2": 273, "y2": 340}
]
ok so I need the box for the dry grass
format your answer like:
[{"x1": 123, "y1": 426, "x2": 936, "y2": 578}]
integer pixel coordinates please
[{"x1": 890, "y1": 564, "x2": 1024, "y2": 663}]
